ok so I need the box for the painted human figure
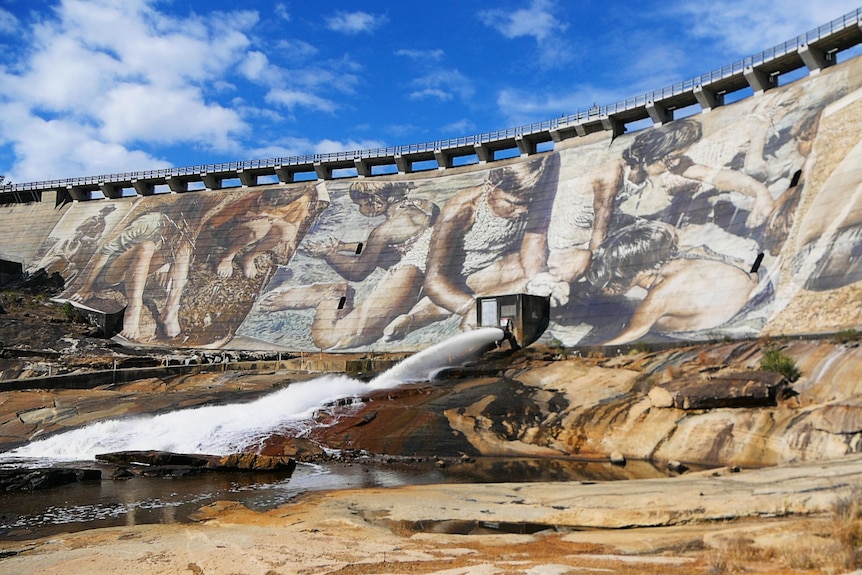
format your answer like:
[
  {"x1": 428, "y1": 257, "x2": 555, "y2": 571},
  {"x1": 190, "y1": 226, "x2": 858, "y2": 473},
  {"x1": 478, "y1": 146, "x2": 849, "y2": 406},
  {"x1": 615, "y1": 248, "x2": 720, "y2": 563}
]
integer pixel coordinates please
[
  {"x1": 208, "y1": 187, "x2": 323, "y2": 279},
  {"x1": 65, "y1": 186, "x2": 323, "y2": 342},
  {"x1": 259, "y1": 181, "x2": 440, "y2": 350},
  {"x1": 65, "y1": 209, "x2": 193, "y2": 340},
  {"x1": 417, "y1": 154, "x2": 560, "y2": 330},
  {"x1": 29, "y1": 205, "x2": 116, "y2": 281},
  {"x1": 586, "y1": 220, "x2": 758, "y2": 345},
  {"x1": 586, "y1": 119, "x2": 774, "y2": 345}
]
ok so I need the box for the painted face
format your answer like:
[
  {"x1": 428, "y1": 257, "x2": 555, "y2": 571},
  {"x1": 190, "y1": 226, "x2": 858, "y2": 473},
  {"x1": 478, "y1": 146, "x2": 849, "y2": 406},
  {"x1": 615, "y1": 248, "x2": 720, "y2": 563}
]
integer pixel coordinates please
[
  {"x1": 354, "y1": 194, "x2": 387, "y2": 217},
  {"x1": 488, "y1": 185, "x2": 529, "y2": 219},
  {"x1": 628, "y1": 151, "x2": 682, "y2": 185}
]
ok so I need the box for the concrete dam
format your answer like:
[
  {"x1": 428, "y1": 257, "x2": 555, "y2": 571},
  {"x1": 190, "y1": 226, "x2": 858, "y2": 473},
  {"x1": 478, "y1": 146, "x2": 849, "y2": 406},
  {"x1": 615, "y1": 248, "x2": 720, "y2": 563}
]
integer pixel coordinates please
[{"x1": 2, "y1": 26, "x2": 862, "y2": 352}]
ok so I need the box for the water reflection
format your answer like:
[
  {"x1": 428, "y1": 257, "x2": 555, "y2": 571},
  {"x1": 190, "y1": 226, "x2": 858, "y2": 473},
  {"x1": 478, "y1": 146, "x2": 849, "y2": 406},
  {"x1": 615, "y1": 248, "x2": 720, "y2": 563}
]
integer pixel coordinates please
[{"x1": 0, "y1": 455, "x2": 695, "y2": 542}]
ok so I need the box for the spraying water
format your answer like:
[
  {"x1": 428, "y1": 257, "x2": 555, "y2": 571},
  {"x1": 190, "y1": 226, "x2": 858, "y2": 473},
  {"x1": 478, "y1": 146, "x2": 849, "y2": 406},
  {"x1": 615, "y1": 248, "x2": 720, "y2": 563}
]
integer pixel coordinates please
[
  {"x1": 370, "y1": 327, "x2": 504, "y2": 388},
  {"x1": 1, "y1": 327, "x2": 504, "y2": 462}
]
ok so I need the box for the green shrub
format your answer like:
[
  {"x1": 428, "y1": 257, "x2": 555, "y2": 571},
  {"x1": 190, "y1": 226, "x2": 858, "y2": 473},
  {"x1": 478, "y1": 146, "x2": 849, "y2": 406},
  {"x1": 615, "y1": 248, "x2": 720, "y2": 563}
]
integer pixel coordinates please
[
  {"x1": 835, "y1": 329, "x2": 860, "y2": 344},
  {"x1": 61, "y1": 301, "x2": 84, "y2": 323},
  {"x1": 760, "y1": 348, "x2": 801, "y2": 382},
  {"x1": 632, "y1": 341, "x2": 651, "y2": 354}
]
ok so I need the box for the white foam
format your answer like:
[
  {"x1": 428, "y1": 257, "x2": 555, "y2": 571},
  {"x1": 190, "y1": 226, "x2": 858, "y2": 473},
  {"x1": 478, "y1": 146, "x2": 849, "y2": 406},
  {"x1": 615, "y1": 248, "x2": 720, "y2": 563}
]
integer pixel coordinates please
[{"x1": 2, "y1": 328, "x2": 505, "y2": 462}]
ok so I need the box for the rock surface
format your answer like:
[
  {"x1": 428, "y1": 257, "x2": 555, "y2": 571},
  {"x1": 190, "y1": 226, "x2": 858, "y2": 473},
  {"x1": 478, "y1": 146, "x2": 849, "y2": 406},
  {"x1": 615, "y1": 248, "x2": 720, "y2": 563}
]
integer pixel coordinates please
[
  {"x1": 2, "y1": 290, "x2": 862, "y2": 572},
  {"x1": 3, "y1": 456, "x2": 862, "y2": 573},
  {"x1": 0, "y1": 467, "x2": 100, "y2": 492},
  {"x1": 94, "y1": 450, "x2": 297, "y2": 474}
]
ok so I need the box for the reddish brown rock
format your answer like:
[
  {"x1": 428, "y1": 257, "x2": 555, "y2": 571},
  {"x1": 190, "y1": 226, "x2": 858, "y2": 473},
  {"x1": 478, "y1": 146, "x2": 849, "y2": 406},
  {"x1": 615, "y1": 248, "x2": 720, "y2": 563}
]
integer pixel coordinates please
[{"x1": 211, "y1": 453, "x2": 296, "y2": 472}]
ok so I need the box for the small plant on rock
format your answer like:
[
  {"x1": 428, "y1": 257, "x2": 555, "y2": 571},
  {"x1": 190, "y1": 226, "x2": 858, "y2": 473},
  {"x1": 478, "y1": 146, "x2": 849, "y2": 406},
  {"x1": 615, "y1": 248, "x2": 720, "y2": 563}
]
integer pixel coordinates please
[
  {"x1": 632, "y1": 340, "x2": 651, "y2": 354},
  {"x1": 759, "y1": 347, "x2": 801, "y2": 382},
  {"x1": 835, "y1": 329, "x2": 860, "y2": 344},
  {"x1": 61, "y1": 301, "x2": 85, "y2": 324}
]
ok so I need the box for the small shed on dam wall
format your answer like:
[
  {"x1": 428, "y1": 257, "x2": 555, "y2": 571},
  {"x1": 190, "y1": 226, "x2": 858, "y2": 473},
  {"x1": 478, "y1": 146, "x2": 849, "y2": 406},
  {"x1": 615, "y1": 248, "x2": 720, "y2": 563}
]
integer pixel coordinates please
[{"x1": 476, "y1": 294, "x2": 550, "y2": 349}]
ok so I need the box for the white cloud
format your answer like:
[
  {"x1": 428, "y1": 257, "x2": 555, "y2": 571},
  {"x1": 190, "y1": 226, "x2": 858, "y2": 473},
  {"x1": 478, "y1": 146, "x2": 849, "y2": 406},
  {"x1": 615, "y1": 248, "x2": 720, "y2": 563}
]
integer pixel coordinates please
[
  {"x1": 325, "y1": 11, "x2": 386, "y2": 35},
  {"x1": 0, "y1": 0, "x2": 301, "y2": 182},
  {"x1": 395, "y1": 48, "x2": 445, "y2": 61},
  {"x1": 98, "y1": 84, "x2": 246, "y2": 150},
  {"x1": 312, "y1": 138, "x2": 387, "y2": 155},
  {"x1": 274, "y1": 3, "x2": 290, "y2": 22},
  {"x1": 0, "y1": 101, "x2": 170, "y2": 181},
  {"x1": 496, "y1": 86, "x2": 625, "y2": 127},
  {"x1": 243, "y1": 136, "x2": 386, "y2": 160},
  {"x1": 478, "y1": 0, "x2": 571, "y2": 68},
  {"x1": 240, "y1": 51, "x2": 269, "y2": 81},
  {"x1": 408, "y1": 69, "x2": 474, "y2": 102},
  {"x1": 675, "y1": 0, "x2": 862, "y2": 54},
  {"x1": 276, "y1": 39, "x2": 319, "y2": 60},
  {"x1": 441, "y1": 119, "x2": 476, "y2": 136},
  {"x1": 0, "y1": 8, "x2": 18, "y2": 34},
  {"x1": 265, "y1": 89, "x2": 337, "y2": 113},
  {"x1": 479, "y1": 0, "x2": 567, "y2": 42}
]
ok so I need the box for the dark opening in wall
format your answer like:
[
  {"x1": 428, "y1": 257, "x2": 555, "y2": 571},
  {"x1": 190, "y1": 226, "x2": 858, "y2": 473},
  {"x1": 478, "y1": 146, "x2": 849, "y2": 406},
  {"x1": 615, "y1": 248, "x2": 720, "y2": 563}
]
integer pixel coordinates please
[
  {"x1": 790, "y1": 169, "x2": 802, "y2": 187},
  {"x1": 337, "y1": 296, "x2": 347, "y2": 310},
  {"x1": 0, "y1": 259, "x2": 22, "y2": 275},
  {"x1": 750, "y1": 252, "x2": 764, "y2": 274},
  {"x1": 355, "y1": 242, "x2": 363, "y2": 255}
]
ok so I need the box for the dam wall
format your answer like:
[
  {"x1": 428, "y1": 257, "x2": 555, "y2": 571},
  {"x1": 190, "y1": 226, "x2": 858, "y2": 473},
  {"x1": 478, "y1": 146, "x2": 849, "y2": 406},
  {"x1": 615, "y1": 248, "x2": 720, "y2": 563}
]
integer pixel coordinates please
[{"x1": 4, "y1": 54, "x2": 862, "y2": 352}]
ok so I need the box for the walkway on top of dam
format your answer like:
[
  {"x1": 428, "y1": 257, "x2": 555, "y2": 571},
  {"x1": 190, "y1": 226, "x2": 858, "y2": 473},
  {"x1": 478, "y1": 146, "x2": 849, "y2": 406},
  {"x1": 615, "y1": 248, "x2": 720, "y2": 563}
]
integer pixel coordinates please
[{"x1": 3, "y1": 7, "x2": 862, "y2": 205}]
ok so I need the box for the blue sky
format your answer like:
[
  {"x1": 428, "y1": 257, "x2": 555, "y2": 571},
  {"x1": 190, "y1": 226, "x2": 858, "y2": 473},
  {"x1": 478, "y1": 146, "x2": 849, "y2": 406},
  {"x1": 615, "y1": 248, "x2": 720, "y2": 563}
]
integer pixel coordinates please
[{"x1": 0, "y1": 0, "x2": 860, "y2": 184}]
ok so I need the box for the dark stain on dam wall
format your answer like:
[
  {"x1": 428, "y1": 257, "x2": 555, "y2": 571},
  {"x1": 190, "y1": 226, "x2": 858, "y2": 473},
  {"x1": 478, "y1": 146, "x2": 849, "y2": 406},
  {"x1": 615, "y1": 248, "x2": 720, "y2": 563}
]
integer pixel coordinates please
[{"x1": 10, "y1": 55, "x2": 862, "y2": 352}]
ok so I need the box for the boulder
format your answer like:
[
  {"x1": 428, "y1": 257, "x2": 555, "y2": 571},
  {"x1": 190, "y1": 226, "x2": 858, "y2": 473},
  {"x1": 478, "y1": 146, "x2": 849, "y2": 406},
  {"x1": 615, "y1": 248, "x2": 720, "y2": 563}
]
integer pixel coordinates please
[
  {"x1": 96, "y1": 450, "x2": 217, "y2": 467},
  {"x1": 649, "y1": 371, "x2": 788, "y2": 410},
  {"x1": 210, "y1": 453, "x2": 296, "y2": 472},
  {"x1": 96, "y1": 450, "x2": 296, "y2": 473},
  {"x1": 0, "y1": 467, "x2": 100, "y2": 491},
  {"x1": 259, "y1": 435, "x2": 328, "y2": 461}
]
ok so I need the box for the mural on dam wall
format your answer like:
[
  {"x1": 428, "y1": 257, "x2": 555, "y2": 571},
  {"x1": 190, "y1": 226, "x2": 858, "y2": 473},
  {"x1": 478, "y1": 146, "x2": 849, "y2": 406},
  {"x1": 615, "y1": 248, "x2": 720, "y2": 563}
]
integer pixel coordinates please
[
  {"x1": 47, "y1": 185, "x2": 327, "y2": 346},
  {"x1": 23, "y1": 55, "x2": 862, "y2": 350}
]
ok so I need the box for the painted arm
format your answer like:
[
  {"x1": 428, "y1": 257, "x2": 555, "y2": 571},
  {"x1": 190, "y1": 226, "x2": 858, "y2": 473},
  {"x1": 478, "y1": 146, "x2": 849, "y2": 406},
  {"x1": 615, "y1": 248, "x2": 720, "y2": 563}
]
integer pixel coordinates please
[
  {"x1": 423, "y1": 193, "x2": 476, "y2": 316},
  {"x1": 675, "y1": 158, "x2": 774, "y2": 227}
]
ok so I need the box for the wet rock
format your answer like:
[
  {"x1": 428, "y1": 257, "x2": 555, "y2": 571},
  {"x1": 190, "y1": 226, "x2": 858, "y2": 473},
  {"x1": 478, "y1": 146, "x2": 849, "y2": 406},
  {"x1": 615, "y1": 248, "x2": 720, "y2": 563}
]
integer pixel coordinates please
[
  {"x1": 96, "y1": 450, "x2": 296, "y2": 474},
  {"x1": 96, "y1": 450, "x2": 217, "y2": 468},
  {"x1": 0, "y1": 467, "x2": 101, "y2": 491},
  {"x1": 355, "y1": 410, "x2": 377, "y2": 426},
  {"x1": 210, "y1": 453, "x2": 296, "y2": 472},
  {"x1": 111, "y1": 467, "x2": 135, "y2": 480},
  {"x1": 138, "y1": 466, "x2": 204, "y2": 478},
  {"x1": 258, "y1": 436, "x2": 328, "y2": 461}
]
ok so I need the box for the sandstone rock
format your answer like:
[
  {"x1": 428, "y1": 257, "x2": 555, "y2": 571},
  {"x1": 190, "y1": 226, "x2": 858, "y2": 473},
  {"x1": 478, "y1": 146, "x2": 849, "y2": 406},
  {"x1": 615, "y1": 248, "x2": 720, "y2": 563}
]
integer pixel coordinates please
[
  {"x1": 610, "y1": 451, "x2": 626, "y2": 466},
  {"x1": 17, "y1": 405, "x2": 78, "y2": 425},
  {"x1": 809, "y1": 404, "x2": 862, "y2": 434},
  {"x1": 647, "y1": 386, "x2": 674, "y2": 408},
  {"x1": 651, "y1": 371, "x2": 788, "y2": 410},
  {"x1": 260, "y1": 436, "x2": 327, "y2": 461},
  {"x1": 211, "y1": 453, "x2": 297, "y2": 472}
]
